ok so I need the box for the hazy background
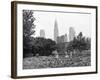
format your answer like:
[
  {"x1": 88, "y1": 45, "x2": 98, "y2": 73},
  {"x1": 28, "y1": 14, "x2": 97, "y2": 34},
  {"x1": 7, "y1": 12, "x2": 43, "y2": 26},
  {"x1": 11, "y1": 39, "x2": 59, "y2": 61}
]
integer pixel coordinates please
[{"x1": 33, "y1": 10, "x2": 91, "y2": 40}]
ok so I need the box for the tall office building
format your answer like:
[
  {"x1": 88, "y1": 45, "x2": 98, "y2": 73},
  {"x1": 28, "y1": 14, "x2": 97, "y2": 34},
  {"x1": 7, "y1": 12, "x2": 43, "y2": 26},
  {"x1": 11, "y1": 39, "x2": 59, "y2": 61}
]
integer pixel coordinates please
[
  {"x1": 69, "y1": 27, "x2": 75, "y2": 41},
  {"x1": 54, "y1": 19, "x2": 59, "y2": 43},
  {"x1": 57, "y1": 35, "x2": 64, "y2": 43},
  {"x1": 57, "y1": 34, "x2": 68, "y2": 43},
  {"x1": 64, "y1": 34, "x2": 68, "y2": 42},
  {"x1": 40, "y1": 29, "x2": 45, "y2": 38}
]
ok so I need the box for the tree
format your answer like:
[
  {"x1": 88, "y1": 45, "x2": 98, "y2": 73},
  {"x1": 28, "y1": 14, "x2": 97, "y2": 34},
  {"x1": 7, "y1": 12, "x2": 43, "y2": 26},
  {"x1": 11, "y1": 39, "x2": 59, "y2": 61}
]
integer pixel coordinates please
[
  {"x1": 23, "y1": 10, "x2": 35, "y2": 57},
  {"x1": 85, "y1": 37, "x2": 91, "y2": 50},
  {"x1": 67, "y1": 32, "x2": 91, "y2": 53},
  {"x1": 32, "y1": 37, "x2": 56, "y2": 56}
]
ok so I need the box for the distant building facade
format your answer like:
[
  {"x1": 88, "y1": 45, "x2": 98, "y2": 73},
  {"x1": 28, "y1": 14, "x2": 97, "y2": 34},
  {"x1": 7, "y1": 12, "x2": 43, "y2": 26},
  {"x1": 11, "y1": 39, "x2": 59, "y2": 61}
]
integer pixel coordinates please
[
  {"x1": 40, "y1": 29, "x2": 45, "y2": 38},
  {"x1": 57, "y1": 35, "x2": 64, "y2": 43},
  {"x1": 64, "y1": 34, "x2": 68, "y2": 42},
  {"x1": 54, "y1": 20, "x2": 59, "y2": 43},
  {"x1": 57, "y1": 34, "x2": 68, "y2": 43},
  {"x1": 69, "y1": 27, "x2": 75, "y2": 41}
]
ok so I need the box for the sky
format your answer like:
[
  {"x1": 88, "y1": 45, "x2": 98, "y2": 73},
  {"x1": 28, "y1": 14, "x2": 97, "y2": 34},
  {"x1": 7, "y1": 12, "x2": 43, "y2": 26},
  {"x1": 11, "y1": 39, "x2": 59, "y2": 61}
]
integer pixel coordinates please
[{"x1": 33, "y1": 10, "x2": 91, "y2": 41}]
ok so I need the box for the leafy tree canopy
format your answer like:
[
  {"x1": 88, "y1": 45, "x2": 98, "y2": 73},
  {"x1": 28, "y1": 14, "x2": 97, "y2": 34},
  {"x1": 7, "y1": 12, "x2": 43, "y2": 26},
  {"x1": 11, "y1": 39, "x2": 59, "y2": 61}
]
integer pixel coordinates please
[
  {"x1": 23, "y1": 10, "x2": 35, "y2": 57},
  {"x1": 32, "y1": 37, "x2": 56, "y2": 56}
]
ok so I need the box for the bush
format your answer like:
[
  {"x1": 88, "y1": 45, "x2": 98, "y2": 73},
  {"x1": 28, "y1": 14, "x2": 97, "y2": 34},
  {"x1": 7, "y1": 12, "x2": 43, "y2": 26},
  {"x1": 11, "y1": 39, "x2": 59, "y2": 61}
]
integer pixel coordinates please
[{"x1": 32, "y1": 37, "x2": 56, "y2": 56}]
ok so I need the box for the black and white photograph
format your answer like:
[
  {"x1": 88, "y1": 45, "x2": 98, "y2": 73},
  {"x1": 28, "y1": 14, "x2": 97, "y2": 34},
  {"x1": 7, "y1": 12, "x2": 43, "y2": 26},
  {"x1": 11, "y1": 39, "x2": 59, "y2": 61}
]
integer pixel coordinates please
[
  {"x1": 23, "y1": 10, "x2": 91, "y2": 69},
  {"x1": 11, "y1": 1, "x2": 97, "y2": 78}
]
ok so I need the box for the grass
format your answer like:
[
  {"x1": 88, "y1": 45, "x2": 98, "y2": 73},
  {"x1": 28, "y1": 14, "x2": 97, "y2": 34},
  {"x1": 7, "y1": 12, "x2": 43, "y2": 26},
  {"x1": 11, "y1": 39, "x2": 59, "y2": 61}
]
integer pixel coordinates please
[{"x1": 23, "y1": 50, "x2": 91, "y2": 69}]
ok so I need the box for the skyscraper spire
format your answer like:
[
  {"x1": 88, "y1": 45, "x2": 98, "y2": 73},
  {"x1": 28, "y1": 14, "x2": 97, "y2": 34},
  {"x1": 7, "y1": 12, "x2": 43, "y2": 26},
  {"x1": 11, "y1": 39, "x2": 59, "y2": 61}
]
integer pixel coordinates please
[{"x1": 54, "y1": 19, "x2": 59, "y2": 43}]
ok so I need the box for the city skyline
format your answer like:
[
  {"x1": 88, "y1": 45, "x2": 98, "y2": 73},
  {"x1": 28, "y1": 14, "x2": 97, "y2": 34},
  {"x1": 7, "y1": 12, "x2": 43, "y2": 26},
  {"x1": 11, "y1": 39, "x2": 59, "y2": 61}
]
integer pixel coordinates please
[
  {"x1": 36, "y1": 19, "x2": 89, "y2": 42},
  {"x1": 33, "y1": 11, "x2": 91, "y2": 41},
  {"x1": 39, "y1": 20, "x2": 75, "y2": 42}
]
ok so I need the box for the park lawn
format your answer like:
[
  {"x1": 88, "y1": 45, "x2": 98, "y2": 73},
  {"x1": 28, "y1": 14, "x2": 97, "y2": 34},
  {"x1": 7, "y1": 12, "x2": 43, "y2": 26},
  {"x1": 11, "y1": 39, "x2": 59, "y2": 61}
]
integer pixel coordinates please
[{"x1": 23, "y1": 50, "x2": 91, "y2": 69}]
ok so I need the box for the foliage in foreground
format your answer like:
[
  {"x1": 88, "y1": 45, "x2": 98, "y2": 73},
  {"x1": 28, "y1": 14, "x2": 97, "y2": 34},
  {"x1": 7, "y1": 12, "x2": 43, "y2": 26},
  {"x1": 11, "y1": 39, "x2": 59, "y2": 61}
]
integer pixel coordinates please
[
  {"x1": 67, "y1": 32, "x2": 91, "y2": 53},
  {"x1": 32, "y1": 37, "x2": 56, "y2": 56},
  {"x1": 23, "y1": 50, "x2": 91, "y2": 69},
  {"x1": 23, "y1": 10, "x2": 35, "y2": 57}
]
